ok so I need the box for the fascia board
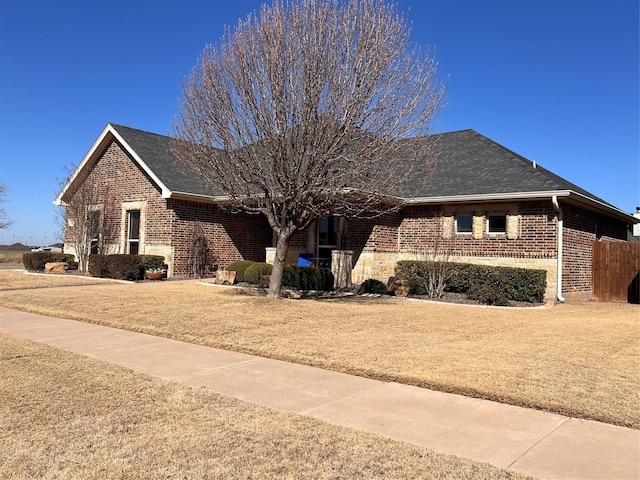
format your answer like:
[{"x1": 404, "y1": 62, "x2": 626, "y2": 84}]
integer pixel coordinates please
[
  {"x1": 405, "y1": 190, "x2": 573, "y2": 205},
  {"x1": 54, "y1": 123, "x2": 173, "y2": 205},
  {"x1": 53, "y1": 124, "x2": 114, "y2": 206},
  {"x1": 405, "y1": 190, "x2": 637, "y2": 224}
]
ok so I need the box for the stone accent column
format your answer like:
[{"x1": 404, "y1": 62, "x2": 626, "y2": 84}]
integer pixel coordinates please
[
  {"x1": 473, "y1": 215, "x2": 485, "y2": 239},
  {"x1": 442, "y1": 215, "x2": 454, "y2": 239},
  {"x1": 331, "y1": 250, "x2": 353, "y2": 289},
  {"x1": 506, "y1": 214, "x2": 519, "y2": 239}
]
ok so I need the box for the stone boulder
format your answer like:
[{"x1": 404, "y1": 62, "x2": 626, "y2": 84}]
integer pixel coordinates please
[
  {"x1": 386, "y1": 276, "x2": 409, "y2": 297},
  {"x1": 215, "y1": 270, "x2": 236, "y2": 285},
  {"x1": 45, "y1": 262, "x2": 69, "y2": 274}
]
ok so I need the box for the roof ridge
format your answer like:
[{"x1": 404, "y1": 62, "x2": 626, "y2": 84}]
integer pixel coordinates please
[{"x1": 109, "y1": 123, "x2": 172, "y2": 140}]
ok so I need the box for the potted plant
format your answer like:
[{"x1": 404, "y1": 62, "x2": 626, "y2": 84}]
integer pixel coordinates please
[{"x1": 145, "y1": 267, "x2": 165, "y2": 281}]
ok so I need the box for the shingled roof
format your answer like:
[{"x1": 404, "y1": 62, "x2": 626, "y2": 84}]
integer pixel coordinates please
[
  {"x1": 56, "y1": 123, "x2": 633, "y2": 223},
  {"x1": 408, "y1": 129, "x2": 613, "y2": 203}
]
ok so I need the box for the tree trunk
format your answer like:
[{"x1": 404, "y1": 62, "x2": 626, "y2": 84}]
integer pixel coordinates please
[{"x1": 267, "y1": 229, "x2": 293, "y2": 298}]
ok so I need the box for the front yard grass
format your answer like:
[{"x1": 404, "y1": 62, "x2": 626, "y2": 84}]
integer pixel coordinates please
[
  {"x1": 1, "y1": 272, "x2": 638, "y2": 429},
  {"x1": 1, "y1": 334, "x2": 532, "y2": 479}
]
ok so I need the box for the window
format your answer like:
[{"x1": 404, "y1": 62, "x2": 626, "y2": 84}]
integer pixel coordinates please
[
  {"x1": 488, "y1": 215, "x2": 506, "y2": 234},
  {"x1": 317, "y1": 216, "x2": 341, "y2": 268},
  {"x1": 455, "y1": 215, "x2": 473, "y2": 234},
  {"x1": 127, "y1": 210, "x2": 141, "y2": 254},
  {"x1": 89, "y1": 210, "x2": 101, "y2": 254}
]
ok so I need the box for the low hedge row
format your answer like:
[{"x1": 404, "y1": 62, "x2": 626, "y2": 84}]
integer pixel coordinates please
[
  {"x1": 22, "y1": 252, "x2": 78, "y2": 271},
  {"x1": 395, "y1": 260, "x2": 546, "y2": 305},
  {"x1": 87, "y1": 254, "x2": 165, "y2": 281},
  {"x1": 283, "y1": 265, "x2": 334, "y2": 291},
  {"x1": 242, "y1": 263, "x2": 334, "y2": 291},
  {"x1": 88, "y1": 254, "x2": 143, "y2": 281}
]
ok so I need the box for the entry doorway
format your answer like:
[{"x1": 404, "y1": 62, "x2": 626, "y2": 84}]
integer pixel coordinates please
[{"x1": 316, "y1": 216, "x2": 345, "y2": 268}]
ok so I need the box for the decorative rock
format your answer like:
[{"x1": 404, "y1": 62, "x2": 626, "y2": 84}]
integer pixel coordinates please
[
  {"x1": 215, "y1": 270, "x2": 236, "y2": 285},
  {"x1": 386, "y1": 276, "x2": 409, "y2": 297},
  {"x1": 45, "y1": 262, "x2": 69, "y2": 274}
]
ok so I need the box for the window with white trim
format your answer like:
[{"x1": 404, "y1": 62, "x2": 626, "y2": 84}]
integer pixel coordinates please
[{"x1": 127, "y1": 210, "x2": 141, "y2": 254}]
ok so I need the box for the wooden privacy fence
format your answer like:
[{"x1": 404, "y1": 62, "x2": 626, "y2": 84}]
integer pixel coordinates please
[{"x1": 592, "y1": 241, "x2": 640, "y2": 303}]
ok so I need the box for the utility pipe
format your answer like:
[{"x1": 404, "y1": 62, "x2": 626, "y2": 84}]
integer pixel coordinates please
[{"x1": 552, "y1": 195, "x2": 566, "y2": 302}]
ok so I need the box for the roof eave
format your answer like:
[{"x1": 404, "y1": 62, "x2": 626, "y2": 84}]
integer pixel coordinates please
[{"x1": 405, "y1": 190, "x2": 637, "y2": 224}]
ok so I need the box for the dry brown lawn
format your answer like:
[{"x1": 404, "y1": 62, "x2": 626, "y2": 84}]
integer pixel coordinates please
[
  {"x1": 0, "y1": 334, "x2": 533, "y2": 479},
  {"x1": 0, "y1": 270, "x2": 120, "y2": 290},
  {"x1": 1, "y1": 273, "x2": 638, "y2": 429}
]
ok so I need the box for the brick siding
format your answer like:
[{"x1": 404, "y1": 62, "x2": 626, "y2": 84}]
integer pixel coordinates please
[{"x1": 562, "y1": 203, "x2": 627, "y2": 299}]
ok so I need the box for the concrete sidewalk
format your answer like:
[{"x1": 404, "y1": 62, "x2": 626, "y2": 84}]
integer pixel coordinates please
[{"x1": 1, "y1": 306, "x2": 638, "y2": 479}]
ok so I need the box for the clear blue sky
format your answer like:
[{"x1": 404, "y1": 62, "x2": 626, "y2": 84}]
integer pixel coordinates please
[{"x1": 0, "y1": 0, "x2": 638, "y2": 246}]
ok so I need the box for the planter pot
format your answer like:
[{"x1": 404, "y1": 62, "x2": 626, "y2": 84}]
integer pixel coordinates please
[{"x1": 146, "y1": 272, "x2": 164, "y2": 281}]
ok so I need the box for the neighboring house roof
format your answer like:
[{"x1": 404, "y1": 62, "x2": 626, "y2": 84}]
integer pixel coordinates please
[{"x1": 55, "y1": 123, "x2": 636, "y2": 224}]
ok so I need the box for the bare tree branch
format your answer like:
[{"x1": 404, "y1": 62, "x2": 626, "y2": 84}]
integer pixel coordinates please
[
  {"x1": 172, "y1": 0, "x2": 446, "y2": 297},
  {"x1": 0, "y1": 182, "x2": 12, "y2": 230},
  {"x1": 57, "y1": 165, "x2": 117, "y2": 271}
]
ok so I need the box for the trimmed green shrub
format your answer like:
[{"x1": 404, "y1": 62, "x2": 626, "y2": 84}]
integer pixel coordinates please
[
  {"x1": 88, "y1": 254, "x2": 110, "y2": 278},
  {"x1": 225, "y1": 260, "x2": 256, "y2": 283},
  {"x1": 282, "y1": 266, "x2": 334, "y2": 291},
  {"x1": 358, "y1": 278, "x2": 388, "y2": 295},
  {"x1": 395, "y1": 260, "x2": 546, "y2": 304},
  {"x1": 139, "y1": 255, "x2": 165, "y2": 271},
  {"x1": 88, "y1": 254, "x2": 145, "y2": 280},
  {"x1": 22, "y1": 252, "x2": 78, "y2": 271},
  {"x1": 467, "y1": 282, "x2": 510, "y2": 306},
  {"x1": 244, "y1": 262, "x2": 273, "y2": 284},
  {"x1": 108, "y1": 254, "x2": 145, "y2": 281}
]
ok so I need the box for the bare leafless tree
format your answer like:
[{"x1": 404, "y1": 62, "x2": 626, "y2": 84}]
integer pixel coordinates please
[
  {"x1": 172, "y1": 0, "x2": 445, "y2": 297},
  {"x1": 56, "y1": 166, "x2": 117, "y2": 271},
  {"x1": 0, "y1": 182, "x2": 12, "y2": 230}
]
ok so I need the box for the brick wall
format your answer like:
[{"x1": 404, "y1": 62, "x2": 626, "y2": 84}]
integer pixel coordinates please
[
  {"x1": 561, "y1": 203, "x2": 628, "y2": 300},
  {"x1": 398, "y1": 201, "x2": 557, "y2": 258},
  {"x1": 63, "y1": 139, "x2": 272, "y2": 276},
  {"x1": 169, "y1": 199, "x2": 271, "y2": 275},
  {"x1": 63, "y1": 140, "x2": 171, "y2": 257}
]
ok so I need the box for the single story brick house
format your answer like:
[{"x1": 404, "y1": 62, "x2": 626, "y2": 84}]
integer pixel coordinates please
[{"x1": 55, "y1": 123, "x2": 637, "y2": 301}]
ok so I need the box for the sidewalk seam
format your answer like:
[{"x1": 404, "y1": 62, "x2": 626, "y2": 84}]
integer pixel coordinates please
[{"x1": 505, "y1": 416, "x2": 571, "y2": 468}]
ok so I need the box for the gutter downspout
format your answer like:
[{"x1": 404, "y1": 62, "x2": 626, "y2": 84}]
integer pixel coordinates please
[{"x1": 552, "y1": 195, "x2": 566, "y2": 302}]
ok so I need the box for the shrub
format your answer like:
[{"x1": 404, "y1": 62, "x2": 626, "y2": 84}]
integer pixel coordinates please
[
  {"x1": 139, "y1": 255, "x2": 165, "y2": 271},
  {"x1": 88, "y1": 254, "x2": 110, "y2": 278},
  {"x1": 282, "y1": 266, "x2": 334, "y2": 291},
  {"x1": 467, "y1": 282, "x2": 510, "y2": 306},
  {"x1": 22, "y1": 252, "x2": 78, "y2": 271},
  {"x1": 357, "y1": 278, "x2": 388, "y2": 295},
  {"x1": 395, "y1": 260, "x2": 546, "y2": 304},
  {"x1": 108, "y1": 254, "x2": 145, "y2": 281},
  {"x1": 88, "y1": 254, "x2": 145, "y2": 280},
  {"x1": 244, "y1": 262, "x2": 273, "y2": 284},
  {"x1": 225, "y1": 260, "x2": 256, "y2": 283}
]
